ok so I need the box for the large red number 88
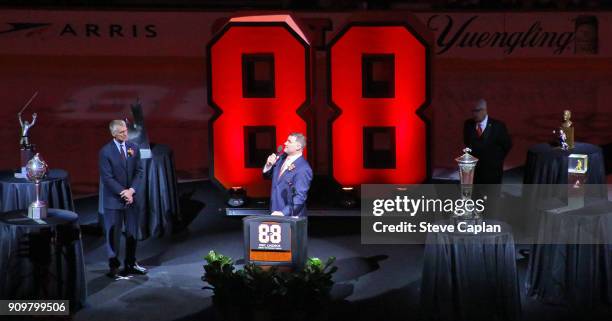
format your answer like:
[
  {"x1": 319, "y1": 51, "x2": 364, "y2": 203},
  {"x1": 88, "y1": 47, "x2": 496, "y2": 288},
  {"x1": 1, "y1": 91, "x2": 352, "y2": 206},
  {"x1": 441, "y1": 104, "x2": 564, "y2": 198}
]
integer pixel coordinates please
[
  {"x1": 208, "y1": 17, "x2": 310, "y2": 197},
  {"x1": 329, "y1": 24, "x2": 428, "y2": 186}
]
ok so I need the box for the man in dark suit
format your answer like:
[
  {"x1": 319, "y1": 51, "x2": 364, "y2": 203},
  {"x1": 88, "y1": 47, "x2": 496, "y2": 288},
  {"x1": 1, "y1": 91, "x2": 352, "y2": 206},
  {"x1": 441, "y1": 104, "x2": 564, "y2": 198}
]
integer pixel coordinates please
[
  {"x1": 99, "y1": 120, "x2": 147, "y2": 278},
  {"x1": 263, "y1": 132, "x2": 313, "y2": 217},
  {"x1": 463, "y1": 99, "x2": 512, "y2": 184}
]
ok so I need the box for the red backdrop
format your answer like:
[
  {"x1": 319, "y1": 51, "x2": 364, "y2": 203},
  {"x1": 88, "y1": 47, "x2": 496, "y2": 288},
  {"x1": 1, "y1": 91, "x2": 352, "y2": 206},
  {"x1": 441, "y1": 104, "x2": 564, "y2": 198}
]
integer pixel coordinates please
[{"x1": 0, "y1": 10, "x2": 610, "y2": 195}]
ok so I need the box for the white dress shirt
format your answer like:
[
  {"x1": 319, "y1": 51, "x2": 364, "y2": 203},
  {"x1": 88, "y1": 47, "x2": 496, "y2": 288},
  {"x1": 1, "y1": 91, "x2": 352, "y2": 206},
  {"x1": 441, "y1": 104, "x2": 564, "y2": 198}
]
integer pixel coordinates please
[{"x1": 263, "y1": 153, "x2": 301, "y2": 175}]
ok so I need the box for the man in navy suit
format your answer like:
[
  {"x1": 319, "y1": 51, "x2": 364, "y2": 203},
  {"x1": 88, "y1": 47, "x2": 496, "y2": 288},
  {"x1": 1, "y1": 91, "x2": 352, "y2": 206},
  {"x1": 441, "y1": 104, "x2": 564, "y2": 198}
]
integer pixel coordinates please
[
  {"x1": 263, "y1": 133, "x2": 313, "y2": 217},
  {"x1": 99, "y1": 120, "x2": 147, "y2": 278}
]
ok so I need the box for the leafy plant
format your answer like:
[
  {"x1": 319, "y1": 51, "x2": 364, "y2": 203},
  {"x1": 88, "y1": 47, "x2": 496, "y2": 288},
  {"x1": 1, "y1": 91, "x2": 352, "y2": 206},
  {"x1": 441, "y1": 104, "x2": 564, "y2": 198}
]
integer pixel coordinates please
[
  {"x1": 243, "y1": 263, "x2": 284, "y2": 306},
  {"x1": 287, "y1": 257, "x2": 337, "y2": 309},
  {"x1": 202, "y1": 250, "x2": 246, "y2": 305},
  {"x1": 202, "y1": 252, "x2": 338, "y2": 320}
]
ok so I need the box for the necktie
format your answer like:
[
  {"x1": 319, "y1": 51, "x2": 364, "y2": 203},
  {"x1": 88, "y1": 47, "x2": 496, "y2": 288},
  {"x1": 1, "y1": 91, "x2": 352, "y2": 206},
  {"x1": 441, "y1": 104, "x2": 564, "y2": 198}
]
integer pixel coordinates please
[
  {"x1": 279, "y1": 159, "x2": 290, "y2": 177},
  {"x1": 120, "y1": 144, "x2": 127, "y2": 159},
  {"x1": 476, "y1": 123, "x2": 483, "y2": 137}
]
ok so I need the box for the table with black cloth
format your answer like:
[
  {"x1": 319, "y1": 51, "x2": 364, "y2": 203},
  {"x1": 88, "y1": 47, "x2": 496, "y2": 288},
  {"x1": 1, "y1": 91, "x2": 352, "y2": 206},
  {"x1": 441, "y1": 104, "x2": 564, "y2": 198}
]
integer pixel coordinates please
[
  {"x1": 526, "y1": 200, "x2": 612, "y2": 308},
  {"x1": 420, "y1": 220, "x2": 521, "y2": 321},
  {"x1": 0, "y1": 209, "x2": 86, "y2": 309},
  {"x1": 0, "y1": 169, "x2": 75, "y2": 213},
  {"x1": 523, "y1": 142, "x2": 606, "y2": 184},
  {"x1": 98, "y1": 144, "x2": 180, "y2": 239}
]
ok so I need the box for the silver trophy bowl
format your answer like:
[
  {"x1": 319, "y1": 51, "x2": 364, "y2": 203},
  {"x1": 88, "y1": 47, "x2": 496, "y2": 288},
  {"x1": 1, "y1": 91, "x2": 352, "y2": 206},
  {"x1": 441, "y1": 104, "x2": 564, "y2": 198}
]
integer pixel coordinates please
[
  {"x1": 455, "y1": 148, "x2": 479, "y2": 219},
  {"x1": 26, "y1": 153, "x2": 48, "y2": 219}
]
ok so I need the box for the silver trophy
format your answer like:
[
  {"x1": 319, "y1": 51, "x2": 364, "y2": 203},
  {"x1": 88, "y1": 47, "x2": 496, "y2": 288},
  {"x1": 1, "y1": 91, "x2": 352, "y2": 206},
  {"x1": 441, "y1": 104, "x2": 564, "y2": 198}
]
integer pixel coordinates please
[
  {"x1": 15, "y1": 92, "x2": 39, "y2": 179},
  {"x1": 19, "y1": 112, "x2": 37, "y2": 148},
  {"x1": 26, "y1": 153, "x2": 48, "y2": 219},
  {"x1": 455, "y1": 148, "x2": 479, "y2": 218}
]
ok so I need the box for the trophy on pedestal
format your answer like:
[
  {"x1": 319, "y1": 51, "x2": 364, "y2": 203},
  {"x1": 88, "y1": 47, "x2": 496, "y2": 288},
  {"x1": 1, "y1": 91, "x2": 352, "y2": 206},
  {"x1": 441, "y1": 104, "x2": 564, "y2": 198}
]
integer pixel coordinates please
[
  {"x1": 26, "y1": 153, "x2": 48, "y2": 219},
  {"x1": 455, "y1": 148, "x2": 479, "y2": 218},
  {"x1": 568, "y1": 154, "x2": 588, "y2": 209}
]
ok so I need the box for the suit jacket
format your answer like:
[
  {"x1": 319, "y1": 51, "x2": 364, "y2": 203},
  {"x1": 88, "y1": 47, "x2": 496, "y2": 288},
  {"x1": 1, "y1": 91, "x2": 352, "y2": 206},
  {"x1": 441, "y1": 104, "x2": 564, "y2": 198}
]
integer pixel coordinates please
[
  {"x1": 463, "y1": 118, "x2": 512, "y2": 184},
  {"x1": 99, "y1": 140, "x2": 144, "y2": 210},
  {"x1": 263, "y1": 154, "x2": 313, "y2": 217}
]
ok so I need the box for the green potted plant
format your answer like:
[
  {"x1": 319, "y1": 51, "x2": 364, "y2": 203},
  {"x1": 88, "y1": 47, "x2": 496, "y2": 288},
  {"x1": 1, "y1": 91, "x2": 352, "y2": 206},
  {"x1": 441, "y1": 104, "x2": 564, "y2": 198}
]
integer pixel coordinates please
[
  {"x1": 242, "y1": 263, "x2": 285, "y2": 320},
  {"x1": 202, "y1": 250, "x2": 246, "y2": 320},
  {"x1": 285, "y1": 257, "x2": 337, "y2": 321},
  {"x1": 202, "y1": 251, "x2": 337, "y2": 321}
]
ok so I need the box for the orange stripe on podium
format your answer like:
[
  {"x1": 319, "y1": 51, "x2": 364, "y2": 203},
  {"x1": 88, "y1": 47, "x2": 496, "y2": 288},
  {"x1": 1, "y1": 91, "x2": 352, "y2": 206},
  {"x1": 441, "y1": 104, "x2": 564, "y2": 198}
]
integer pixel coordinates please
[{"x1": 250, "y1": 250, "x2": 292, "y2": 262}]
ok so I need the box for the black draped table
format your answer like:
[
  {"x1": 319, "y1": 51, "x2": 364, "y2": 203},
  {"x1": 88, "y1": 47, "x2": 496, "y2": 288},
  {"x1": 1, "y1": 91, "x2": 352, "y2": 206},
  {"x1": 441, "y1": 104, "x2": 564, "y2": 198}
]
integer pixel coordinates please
[
  {"x1": 0, "y1": 209, "x2": 86, "y2": 309},
  {"x1": 421, "y1": 220, "x2": 521, "y2": 321},
  {"x1": 0, "y1": 169, "x2": 75, "y2": 213},
  {"x1": 526, "y1": 200, "x2": 612, "y2": 308},
  {"x1": 99, "y1": 144, "x2": 180, "y2": 239},
  {"x1": 523, "y1": 142, "x2": 606, "y2": 184}
]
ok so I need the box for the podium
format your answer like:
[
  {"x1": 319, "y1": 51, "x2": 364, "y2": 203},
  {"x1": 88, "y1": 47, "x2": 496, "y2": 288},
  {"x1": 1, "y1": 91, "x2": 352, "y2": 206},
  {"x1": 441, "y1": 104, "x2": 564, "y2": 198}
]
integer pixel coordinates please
[{"x1": 243, "y1": 215, "x2": 307, "y2": 269}]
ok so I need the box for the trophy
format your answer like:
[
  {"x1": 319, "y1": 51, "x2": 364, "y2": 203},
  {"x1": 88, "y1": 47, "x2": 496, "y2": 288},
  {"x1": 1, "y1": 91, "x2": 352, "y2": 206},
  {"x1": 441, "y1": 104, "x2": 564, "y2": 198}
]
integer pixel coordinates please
[
  {"x1": 553, "y1": 110, "x2": 574, "y2": 150},
  {"x1": 19, "y1": 112, "x2": 37, "y2": 148},
  {"x1": 455, "y1": 148, "x2": 479, "y2": 218},
  {"x1": 26, "y1": 153, "x2": 48, "y2": 219},
  {"x1": 556, "y1": 129, "x2": 569, "y2": 151},
  {"x1": 567, "y1": 154, "x2": 588, "y2": 210},
  {"x1": 126, "y1": 98, "x2": 152, "y2": 159},
  {"x1": 15, "y1": 92, "x2": 39, "y2": 179}
]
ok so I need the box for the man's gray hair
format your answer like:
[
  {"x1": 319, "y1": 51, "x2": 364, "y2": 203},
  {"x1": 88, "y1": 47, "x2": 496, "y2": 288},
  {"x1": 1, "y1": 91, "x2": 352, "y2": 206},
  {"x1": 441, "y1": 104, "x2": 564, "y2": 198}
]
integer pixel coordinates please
[
  {"x1": 109, "y1": 120, "x2": 127, "y2": 135},
  {"x1": 289, "y1": 132, "x2": 307, "y2": 149}
]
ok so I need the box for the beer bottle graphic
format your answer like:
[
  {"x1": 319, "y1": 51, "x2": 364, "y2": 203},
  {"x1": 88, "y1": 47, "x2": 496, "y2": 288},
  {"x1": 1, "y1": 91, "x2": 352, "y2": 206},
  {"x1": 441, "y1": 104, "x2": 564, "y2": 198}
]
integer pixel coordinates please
[{"x1": 574, "y1": 15, "x2": 598, "y2": 54}]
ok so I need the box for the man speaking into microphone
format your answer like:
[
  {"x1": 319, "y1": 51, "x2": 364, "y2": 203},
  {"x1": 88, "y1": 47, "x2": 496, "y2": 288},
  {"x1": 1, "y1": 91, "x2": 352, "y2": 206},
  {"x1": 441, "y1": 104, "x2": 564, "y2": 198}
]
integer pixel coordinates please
[{"x1": 263, "y1": 132, "x2": 313, "y2": 217}]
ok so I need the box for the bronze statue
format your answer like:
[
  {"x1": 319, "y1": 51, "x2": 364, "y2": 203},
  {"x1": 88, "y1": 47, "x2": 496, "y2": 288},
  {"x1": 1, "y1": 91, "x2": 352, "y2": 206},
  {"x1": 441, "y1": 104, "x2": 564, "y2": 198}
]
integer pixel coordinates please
[{"x1": 560, "y1": 110, "x2": 574, "y2": 149}]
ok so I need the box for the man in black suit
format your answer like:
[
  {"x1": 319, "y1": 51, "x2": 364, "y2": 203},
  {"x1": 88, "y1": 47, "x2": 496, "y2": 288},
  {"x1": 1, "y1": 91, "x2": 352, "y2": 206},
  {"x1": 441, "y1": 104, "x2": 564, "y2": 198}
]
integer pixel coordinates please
[
  {"x1": 99, "y1": 120, "x2": 147, "y2": 278},
  {"x1": 463, "y1": 99, "x2": 512, "y2": 184}
]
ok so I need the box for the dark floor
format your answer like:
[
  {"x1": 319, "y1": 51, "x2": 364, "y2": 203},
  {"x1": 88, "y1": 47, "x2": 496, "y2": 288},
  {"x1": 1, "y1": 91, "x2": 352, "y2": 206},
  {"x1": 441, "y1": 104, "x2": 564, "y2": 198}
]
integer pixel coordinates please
[{"x1": 71, "y1": 176, "x2": 612, "y2": 321}]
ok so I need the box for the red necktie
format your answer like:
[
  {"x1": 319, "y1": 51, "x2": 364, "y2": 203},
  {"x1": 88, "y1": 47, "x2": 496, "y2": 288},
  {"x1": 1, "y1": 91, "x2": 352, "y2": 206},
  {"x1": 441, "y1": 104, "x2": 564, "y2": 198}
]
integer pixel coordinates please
[
  {"x1": 476, "y1": 124, "x2": 483, "y2": 137},
  {"x1": 120, "y1": 144, "x2": 127, "y2": 159}
]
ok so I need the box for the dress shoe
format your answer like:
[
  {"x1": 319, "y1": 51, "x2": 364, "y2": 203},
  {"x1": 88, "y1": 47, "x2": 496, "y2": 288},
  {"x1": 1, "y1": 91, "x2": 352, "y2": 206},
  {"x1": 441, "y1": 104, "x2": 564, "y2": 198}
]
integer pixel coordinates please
[
  {"x1": 106, "y1": 266, "x2": 120, "y2": 278},
  {"x1": 122, "y1": 262, "x2": 148, "y2": 275}
]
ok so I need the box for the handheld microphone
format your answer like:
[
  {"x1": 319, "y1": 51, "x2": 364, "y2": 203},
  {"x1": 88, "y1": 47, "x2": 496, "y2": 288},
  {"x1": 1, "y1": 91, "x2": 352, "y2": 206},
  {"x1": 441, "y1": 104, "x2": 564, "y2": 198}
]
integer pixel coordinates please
[{"x1": 276, "y1": 145, "x2": 285, "y2": 156}]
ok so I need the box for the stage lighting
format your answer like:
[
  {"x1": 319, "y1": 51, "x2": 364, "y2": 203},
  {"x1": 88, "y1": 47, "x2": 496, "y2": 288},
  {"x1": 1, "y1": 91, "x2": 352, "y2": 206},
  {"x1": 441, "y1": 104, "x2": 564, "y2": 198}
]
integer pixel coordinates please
[
  {"x1": 227, "y1": 186, "x2": 247, "y2": 207},
  {"x1": 340, "y1": 186, "x2": 358, "y2": 208}
]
